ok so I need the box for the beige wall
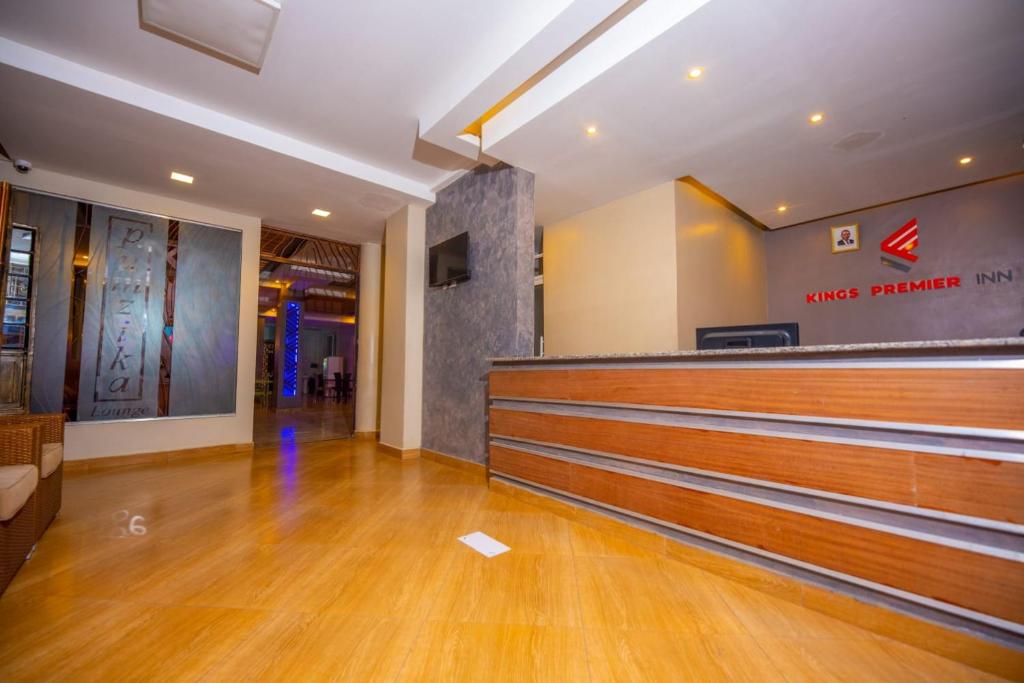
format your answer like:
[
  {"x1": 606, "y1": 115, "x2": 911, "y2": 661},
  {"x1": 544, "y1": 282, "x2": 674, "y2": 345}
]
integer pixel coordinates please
[
  {"x1": 675, "y1": 181, "x2": 767, "y2": 349},
  {"x1": 543, "y1": 180, "x2": 767, "y2": 356},
  {"x1": 543, "y1": 182, "x2": 679, "y2": 356},
  {"x1": 378, "y1": 205, "x2": 425, "y2": 451},
  {"x1": 1, "y1": 166, "x2": 261, "y2": 461}
]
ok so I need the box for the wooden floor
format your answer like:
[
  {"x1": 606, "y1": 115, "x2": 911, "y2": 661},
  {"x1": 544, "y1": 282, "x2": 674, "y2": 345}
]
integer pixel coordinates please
[
  {"x1": 0, "y1": 440, "x2": 1016, "y2": 682},
  {"x1": 252, "y1": 399, "x2": 354, "y2": 446}
]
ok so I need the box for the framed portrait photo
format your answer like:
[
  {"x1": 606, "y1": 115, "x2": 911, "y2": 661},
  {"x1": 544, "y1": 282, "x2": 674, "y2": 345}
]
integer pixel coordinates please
[{"x1": 830, "y1": 223, "x2": 860, "y2": 254}]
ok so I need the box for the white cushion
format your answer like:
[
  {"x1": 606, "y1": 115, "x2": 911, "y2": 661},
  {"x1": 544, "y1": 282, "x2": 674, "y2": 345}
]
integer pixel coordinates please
[
  {"x1": 0, "y1": 465, "x2": 37, "y2": 522},
  {"x1": 41, "y1": 442, "x2": 63, "y2": 478}
]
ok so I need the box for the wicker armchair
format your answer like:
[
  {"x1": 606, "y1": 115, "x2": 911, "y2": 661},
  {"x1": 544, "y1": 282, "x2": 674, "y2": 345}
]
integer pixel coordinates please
[
  {"x1": 0, "y1": 414, "x2": 63, "y2": 539},
  {"x1": 0, "y1": 423, "x2": 40, "y2": 596}
]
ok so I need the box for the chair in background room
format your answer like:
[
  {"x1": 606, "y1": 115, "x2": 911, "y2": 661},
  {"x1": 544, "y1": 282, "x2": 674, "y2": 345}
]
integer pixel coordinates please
[
  {"x1": 0, "y1": 423, "x2": 40, "y2": 596},
  {"x1": 333, "y1": 372, "x2": 343, "y2": 404},
  {"x1": 0, "y1": 414, "x2": 64, "y2": 539}
]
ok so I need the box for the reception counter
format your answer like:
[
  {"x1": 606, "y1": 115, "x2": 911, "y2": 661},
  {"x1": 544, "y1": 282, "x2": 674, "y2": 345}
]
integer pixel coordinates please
[{"x1": 487, "y1": 338, "x2": 1024, "y2": 645}]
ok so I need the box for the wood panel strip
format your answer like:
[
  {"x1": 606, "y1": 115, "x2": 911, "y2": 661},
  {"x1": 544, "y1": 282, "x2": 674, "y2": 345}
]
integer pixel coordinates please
[
  {"x1": 491, "y1": 408, "x2": 914, "y2": 505},
  {"x1": 489, "y1": 367, "x2": 1024, "y2": 431},
  {"x1": 488, "y1": 446, "x2": 1024, "y2": 625},
  {"x1": 490, "y1": 445, "x2": 571, "y2": 491},
  {"x1": 378, "y1": 443, "x2": 421, "y2": 460},
  {"x1": 914, "y1": 453, "x2": 1024, "y2": 525},
  {"x1": 489, "y1": 408, "x2": 1024, "y2": 524},
  {"x1": 421, "y1": 448, "x2": 487, "y2": 479},
  {"x1": 63, "y1": 443, "x2": 254, "y2": 473}
]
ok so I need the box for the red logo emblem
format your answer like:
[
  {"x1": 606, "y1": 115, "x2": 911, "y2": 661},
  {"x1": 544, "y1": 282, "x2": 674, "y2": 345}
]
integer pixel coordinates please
[{"x1": 880, "y1": 218, "x2": 918, "y2": 271}]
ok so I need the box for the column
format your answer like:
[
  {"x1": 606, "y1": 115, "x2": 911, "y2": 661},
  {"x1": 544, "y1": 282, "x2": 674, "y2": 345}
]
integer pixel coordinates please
[
  {"x1": 274, "y1": 295, "x2": 304, "y2": 409},
  {"x1": 378, "y1": 205, "x2": 425, "y2": 456},
  {"x1": 354, "y1": 242, "x2": 381, "y2": 436}
]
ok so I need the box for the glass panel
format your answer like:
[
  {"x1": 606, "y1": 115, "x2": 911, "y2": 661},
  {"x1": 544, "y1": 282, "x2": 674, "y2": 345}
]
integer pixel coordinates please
[
  {"x1": 10, "y1": 227, "x2": 33, "y2": 253},
  {"x1": 3, "y1": 300, "x2": 27, "y2": 325},
  {"x1": 6, "y1": 275, "x2": 29, "y2": 299},
  {"x1": 76, "y1": 207, "x2": 169, "y2": 421},
  {"x1": 2, "y1": 324, "x2": 26, "y2": 349},
  {"x1": 10, "y1": 189, "x2": 244, "y2": 421},
  {"x1": 8, "y1": 251, "x2": 30, "y2": 275}
]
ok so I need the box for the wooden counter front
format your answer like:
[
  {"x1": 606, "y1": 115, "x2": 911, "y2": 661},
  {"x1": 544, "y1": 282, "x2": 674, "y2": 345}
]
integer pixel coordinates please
[{"x1": 487, "y1": 340, "x2": 1024, "y2": 643}]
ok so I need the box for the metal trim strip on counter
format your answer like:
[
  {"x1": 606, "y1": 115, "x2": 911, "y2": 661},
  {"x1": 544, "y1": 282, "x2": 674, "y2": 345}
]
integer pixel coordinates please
[
  {"x1": 489, "y1": 396, "x2": 1024, "y2": 442},
  {"x1": 490, "y1": 399, "x2": 1024, "y2": 462},
  {"x1": 489, "y1": 440, "x2": 1024, "y2": 562},
  {"x1": 489, "y1": 434, "x2": 1024, "y2": 536}
]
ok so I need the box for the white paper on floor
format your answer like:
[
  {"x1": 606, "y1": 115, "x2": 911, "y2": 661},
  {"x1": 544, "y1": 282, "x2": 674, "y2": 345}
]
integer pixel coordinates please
[{"x1": 458, "y1": 531, "x2": 511, "y2": 558}]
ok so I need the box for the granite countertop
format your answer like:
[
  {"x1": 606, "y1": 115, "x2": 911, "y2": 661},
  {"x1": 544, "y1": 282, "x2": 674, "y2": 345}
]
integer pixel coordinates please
[{"x1": 490, "y1": 337, "x2": 1024, "y2": 365}]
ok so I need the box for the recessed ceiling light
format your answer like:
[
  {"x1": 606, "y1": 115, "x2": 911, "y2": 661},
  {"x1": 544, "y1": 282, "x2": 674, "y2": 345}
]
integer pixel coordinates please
[
  {"x1": 808, "y1": 112, "x2": 825, "y2": 124},
  {"x1": 958, "y1": 156, "x2": 973, "y2": 166},
  {"x1": 312, "y1": 208, "x2": 331, "y2": 218},
  {"x1": 170, "y1": 171, "x2": 193, "y2": 184},
  {"x1": 585, "y1": 126, "x2": 598, "y2": 137},
  {"x1": 777, "y1": 205, "x2": 788, "y2": 213},
  {"x1": 687, "y1": 66, "x2": 704, "y2": 80}
]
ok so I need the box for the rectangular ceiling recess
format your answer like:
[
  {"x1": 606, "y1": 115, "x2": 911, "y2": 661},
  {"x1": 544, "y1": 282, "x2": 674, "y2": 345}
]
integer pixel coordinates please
[{"x1": 139, "y1": 0, "x2": 281, "y2": 73}]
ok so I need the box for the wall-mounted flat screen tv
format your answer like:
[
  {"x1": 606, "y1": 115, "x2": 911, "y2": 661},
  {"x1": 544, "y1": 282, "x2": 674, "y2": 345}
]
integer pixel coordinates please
[{"x1": 429, "y1": 231, "x2": 470, "y2": 287}]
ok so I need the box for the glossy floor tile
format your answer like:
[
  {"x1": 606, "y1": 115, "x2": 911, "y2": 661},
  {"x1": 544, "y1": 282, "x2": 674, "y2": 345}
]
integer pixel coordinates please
[
  {"x1": 0, "y1": 439, "x2": 1016, "y2": 681},
  {"x1": 252, "y1": 399, "x2": 354, "y2": 446}
]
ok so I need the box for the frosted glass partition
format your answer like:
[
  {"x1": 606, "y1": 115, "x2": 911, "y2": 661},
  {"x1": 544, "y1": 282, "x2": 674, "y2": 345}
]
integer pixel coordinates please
[{"x1": 10, "y1": 189, "x2": 242, "y2": 422}]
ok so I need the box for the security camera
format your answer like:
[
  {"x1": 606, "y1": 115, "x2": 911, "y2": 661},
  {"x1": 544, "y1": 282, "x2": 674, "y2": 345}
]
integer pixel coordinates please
[{"x1": 13, "y1": 159, "x2": 31, "y2": 174}]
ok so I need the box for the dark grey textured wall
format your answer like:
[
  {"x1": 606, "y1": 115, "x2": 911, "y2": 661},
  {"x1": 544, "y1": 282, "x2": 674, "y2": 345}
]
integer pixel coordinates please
[
  {"x1": 765, "y1": 174, "x2": 1024, "y2": 345},
  {"x1": 423, "y1": 165, "x2": 534, "y2": 463}
]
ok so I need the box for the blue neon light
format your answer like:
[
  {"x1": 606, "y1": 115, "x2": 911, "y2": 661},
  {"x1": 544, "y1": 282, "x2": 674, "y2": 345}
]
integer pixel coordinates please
[{"x1": 282, "y1": 301, "x2": 300, "y2": 397}]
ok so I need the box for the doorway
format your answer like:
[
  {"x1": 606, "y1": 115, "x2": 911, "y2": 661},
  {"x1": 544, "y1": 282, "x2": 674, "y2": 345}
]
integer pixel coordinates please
[{"x1": 254, "y1": 226, "x2": 359, "y2": 446}]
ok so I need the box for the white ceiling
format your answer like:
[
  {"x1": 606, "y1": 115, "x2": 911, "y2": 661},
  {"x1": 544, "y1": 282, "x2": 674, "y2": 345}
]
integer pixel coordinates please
[
  {"x1": 0, "y1": 0, "x2": 595, "y2": 241},
  {"x1": 0, "y1": 0, "x2": 1022, "y2": 238},
  {"x1": 0, "y1": 64, "x2": 408, "y2": 243},
  {"x1": 484, "y1": 0, "x2": 1024, "y2": 227},
  {"x1": 0, "y1": 0, "x2": 552, "y2": 184}
]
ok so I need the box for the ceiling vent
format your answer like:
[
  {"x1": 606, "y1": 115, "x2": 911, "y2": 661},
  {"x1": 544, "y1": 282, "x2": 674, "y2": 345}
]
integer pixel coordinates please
[
  {"x1": 139, "y1": 0, "x2": 281, "y2": 74},
  {"x1": 830, "y1": 130, "x2": 884, "y2": 153}
]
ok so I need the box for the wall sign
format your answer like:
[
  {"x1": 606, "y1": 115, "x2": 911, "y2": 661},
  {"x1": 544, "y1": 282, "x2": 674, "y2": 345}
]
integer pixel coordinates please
[
  {"x1": 94, "y1": 216, "x2": 157, "y2": 403},
  {"x1": 806, "y1": 276, "x2": 962, "y2": 303},
  {"x1": 880, "y1": 217, "x2": 919, "y2": 271},
  {"x1": 805, "y1": 216, "x2": 1015, "y2": 304},
  {"x1": 78, "y1": 207, "x2": 168, "y2": 420}
]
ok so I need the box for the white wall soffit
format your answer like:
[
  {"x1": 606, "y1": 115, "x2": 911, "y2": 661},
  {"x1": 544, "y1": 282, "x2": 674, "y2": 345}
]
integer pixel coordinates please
[
  {"x1": 0, "y1": 37, "x2": 434, "y2": 203},
  {"x1": 417, "y1": 0, "x2": 623, "y2": 160},
  {"x1": 482, "y1": 0, "x2": 712, "y2": 156}
]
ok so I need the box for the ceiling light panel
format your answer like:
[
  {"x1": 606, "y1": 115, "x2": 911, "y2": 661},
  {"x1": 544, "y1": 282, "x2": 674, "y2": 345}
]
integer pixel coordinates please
[{"x1": 140, "y1": 0, "x2": 281, "y2": 73}]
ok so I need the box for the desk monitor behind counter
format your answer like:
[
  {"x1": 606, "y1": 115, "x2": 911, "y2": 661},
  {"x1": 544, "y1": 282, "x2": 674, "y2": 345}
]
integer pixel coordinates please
[{"x1": 697, "y1": 322, "x2": 799, "y2": 350}]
